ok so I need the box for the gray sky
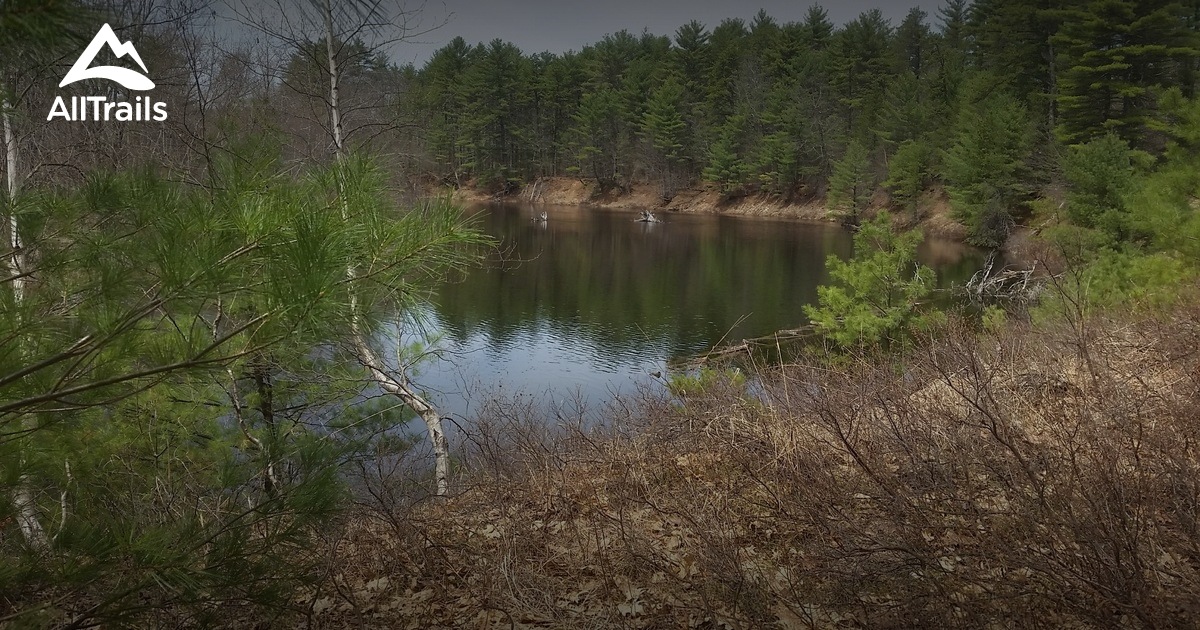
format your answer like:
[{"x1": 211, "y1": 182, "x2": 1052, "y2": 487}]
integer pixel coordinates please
[{"x1": 390, "y1": 0, "x2": 948, "y2": 67}]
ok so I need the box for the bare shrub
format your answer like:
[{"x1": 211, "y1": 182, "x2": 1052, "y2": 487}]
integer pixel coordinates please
[{"x1": 314, "y1": 302, "x2": 1200, "y2": 628}]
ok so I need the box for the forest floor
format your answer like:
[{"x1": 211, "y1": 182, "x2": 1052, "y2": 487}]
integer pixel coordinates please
[
  {"x1": 449, "y1": 176, "x2": 971, "y2": 241},
  {"x1": 306, "y1": 297, "x2": 1200, "y2": 629}
]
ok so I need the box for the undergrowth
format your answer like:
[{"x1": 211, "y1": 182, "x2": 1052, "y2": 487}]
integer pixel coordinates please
[{"x1": 309, "y1": 298, "x2": 1200, "y2": 629}]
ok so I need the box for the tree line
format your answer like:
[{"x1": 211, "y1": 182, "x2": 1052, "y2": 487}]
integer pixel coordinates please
[{"x1": 410, "y1": 1, "x2": 1200, "y2": 245}]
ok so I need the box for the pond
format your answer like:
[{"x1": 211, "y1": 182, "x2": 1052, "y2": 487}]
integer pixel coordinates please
[{"x1": 402, "y1": 202, "x2": 986, "y2": 421}]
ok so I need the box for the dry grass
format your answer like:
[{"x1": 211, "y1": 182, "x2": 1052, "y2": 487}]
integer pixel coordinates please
[{"x1": 311, "y1": 305, "x2": 1200, "y2": 629}]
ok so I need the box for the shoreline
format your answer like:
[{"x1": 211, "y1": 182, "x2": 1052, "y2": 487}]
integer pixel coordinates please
[{"x1": 447, "y1": 176, "x2": 972, "y2": 242}]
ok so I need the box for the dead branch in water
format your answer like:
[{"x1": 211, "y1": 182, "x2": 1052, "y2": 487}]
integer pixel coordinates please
[
  {"x1": 691, "y1": 327, "x2": 814, "y2": 365},
  {"x1": 965, "y1": 253, "x2": 1045, "y2": 305}
]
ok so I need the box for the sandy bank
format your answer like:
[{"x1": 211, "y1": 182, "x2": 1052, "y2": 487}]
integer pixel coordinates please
[{"x1": 449, "y1": 176, "x2": 970, "y2": 241}]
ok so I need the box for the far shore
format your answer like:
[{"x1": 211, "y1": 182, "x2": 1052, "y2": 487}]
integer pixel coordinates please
[{"x1": 447, "y1": 176, "x2": 973, "y2": 243}]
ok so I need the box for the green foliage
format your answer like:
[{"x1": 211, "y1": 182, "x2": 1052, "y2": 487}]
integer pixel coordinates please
[
  {"x1": 284, "y1": 37, "x2": 389, "y2": 85},
  {"x1": 666, "y1": 366, "x2": 746, "y2": 398},
  {"x1": 893, "y1": 8, "x2": 931, "y2": 78},
  {"x1": 804, "y1": 213, "x2": 938, "y2": 348},
  {"x1": 408, "y1": 4, "x2": 1198, "y2": 225},
  {"x1": 1063, "y1": 134, "x2": 1135, "y2": 240},
  {"x1": 641, "y1": 78, "x2": 690, "y2": 196},
  {"x1": 833, "y1": 9, "x2": 894, "y2": 139},
  {"x1": 877, "y1": 71, "x2": 934, "y2": 148},
  {"x1": 641, "y1": 80, "x2": 688, "y2": 160},
  {"x1": 827, "y1": 140, "x2": 872, "y2": 222},
  {"x1": 458, "y1": 39, "x2": 533, "y2": 188},
  {"x1": 420, "y1": 37, "x2": 473, "y2": 180},
  {"x1": 944, "y1": 87, "x2": 1033, "y2": 247},
  {"x1": 1144, "y1": 90, "x2": 1200, "y2": 257},
  {"x1": 0, "y1": 145, "x2": 488, "y2": 625},
  {"x1": 1040, "y1": 91, "x2": 1200, "y2": 318},
  {"x1": 967, "y1": 0, "x2": 1066, "y2": 118},
  {"x1": 703, "y1": 114, "x2": 749, "y2": 194},
  {"x1": 1122, "y1": 157, "x2": 1200, "y2": 265},
  {"x1": 1036, "y1": 250, "x2": 1195, "y2": 320},
  {"x1": 0, "y1": 0, "x2": 89, "y2": 51},
  {"x1": 752, "y1": 45, "x2": 829, "y2": 194},
  {"x1": 884, "y1": 139, "x2": 932, "y2": 216},
  {"x1": 1054, "y1": 0, "x2": 1198, "y2": 147},
  {"x1": 573, "y1": 85, "x2": 626, "y2": 191},
  {"x1": 981, "y1": 305, "x2": 1008, "y2": 333},
  {"x1": 1160, "y1": 87, "x2": 1200, "y2": 156}
]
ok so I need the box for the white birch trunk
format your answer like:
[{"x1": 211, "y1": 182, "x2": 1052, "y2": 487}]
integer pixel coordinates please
[
  {"x1": 3, "y1": 97, "x2": 23, "y2": 300},
  {"x1": 352, "y1": 334, "x2": 450, "y2": 495},
  {"x1": 3, "y1": 94, "x2": 48, "y2": 548},
  {"x1": 323, "y1": 2, "x2": 344, "y2": 155},
  {"x1": 322, "y1": 0, "x2": 450, "y2": 495}
]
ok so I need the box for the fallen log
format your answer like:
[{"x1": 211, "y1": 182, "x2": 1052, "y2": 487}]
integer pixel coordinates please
[{"x1": 689, "y1": 326, "x2": 815, "y2": 366}]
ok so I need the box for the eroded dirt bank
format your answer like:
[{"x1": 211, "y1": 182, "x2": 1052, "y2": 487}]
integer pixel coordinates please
[{"x1": 448, "y1": 177, "x2": 970, "y2": 241}]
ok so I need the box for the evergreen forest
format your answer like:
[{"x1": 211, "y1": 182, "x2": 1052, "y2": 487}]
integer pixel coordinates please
[{"x1": 411, "y1": 0, "x2": 1200, "y2": 247}]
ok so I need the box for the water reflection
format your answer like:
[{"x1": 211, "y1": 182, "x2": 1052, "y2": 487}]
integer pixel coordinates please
[{"x1": 409, "y1": 203, "x2": 985, "y2": 419}]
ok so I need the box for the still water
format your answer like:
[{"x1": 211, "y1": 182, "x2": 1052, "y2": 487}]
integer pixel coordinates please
[{"x1": 404, "y1": 203, "x2": 984, "y2": 421}]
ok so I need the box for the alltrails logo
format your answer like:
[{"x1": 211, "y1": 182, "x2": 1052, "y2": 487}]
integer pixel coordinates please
[{"x1": 47, "y1": 24, "x2": 167, "y2": 122}]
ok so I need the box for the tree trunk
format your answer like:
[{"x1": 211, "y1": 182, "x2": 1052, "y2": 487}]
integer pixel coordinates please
[
  {"x1": 3, "y1": 96, "x2": 23, "y2": 300},
  {"x1": 322, "y1": 0, "x2": 450, "y2": 496},
  {"x1": 352, "y1": 335, "x2": 449, "y2": 495},
  {"x1": 323, "y1": 2, "x2": 344, "y2": 157},
  {"x1": 253, "y1": 363, "x2": 279, "y2": 497},
  {"x1": 4, "y1": 94, "x2": 48, "y2": 548},
  {"x1": 1046, "y1": 39, "x2": 1057, "y2": 132}
]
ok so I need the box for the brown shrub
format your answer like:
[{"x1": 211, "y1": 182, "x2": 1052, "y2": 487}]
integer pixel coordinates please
[{"x1": 313, "y1": 303, "x2": 1200, "y2": 629}]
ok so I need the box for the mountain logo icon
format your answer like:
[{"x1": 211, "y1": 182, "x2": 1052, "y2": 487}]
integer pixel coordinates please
[{"x1": 59, "y1": 24, "x2": 155, "y2": 91}]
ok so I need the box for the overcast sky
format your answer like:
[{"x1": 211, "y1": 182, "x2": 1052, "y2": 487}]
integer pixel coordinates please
[{"x1": 381, "y1": 0, "x2": 948, "y2": 67}]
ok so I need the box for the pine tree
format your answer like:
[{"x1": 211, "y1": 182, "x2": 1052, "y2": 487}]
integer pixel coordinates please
[
  {"x1": 833, "y1": 10, "x2": 894, "y2": 140},
  {"x1": 421, "y1": 37, "x2": 472, "y2": 184},
  {"x1": 968, "y1": 0, "x2": 1068, "y2": 129},
  {"x1": 755, "y1": 80, "x2": 806, "y2": 194},
  {"x1": 1055, "y1": 0, "x2": 1198, "y2": 147},
  {"x1": 931, "y1": 0, "x2": 970, "y2": 123},
  {"x1": 1, "y1": 0, "x2": 90, "y2": 552},
  {"x1": 458, "y1": 39, "x2": 532, "y2": 188},
  {"x1": 672, "y1": 20, "x2": 712, "y2": 133},
  {"x1": 0, "y1": 145, "x2": 488, "y2": 625},
  {"x1": 894, "y1": 7, "x2": 932, "y2": 78},
  {"x1": 944, "y1": 86, "x2": 1034, "y2": 247},
  {"x1": 531, "y1": 51, "x2": 585, "y2": 177},
  {"x1": 704, "y1": 18, "x2": 749, "y2": 124},
  {"x1": 804, "y1": 212, "x2": 937, "y2": 348},
  {"x1": 800, "y1": 5, "x2": 835, "y2": 48},
  {"x1": 573, "y1": 85, "x2": 625, "y2": 191},
  {"x1": 704, "y1": 114, "x2": 749, "y2": 194},
  {"x1": 1064, "y1": 133, "x2": 1135, "y2": 239},
  {"x1": 673, "y1": 20, "x2": 711, "y2": 89},
  {"x1": 641, "y1": 79, "x2": 690, "y2": 199},
  {"x1": 783, "y1": 12, "x2": 839, "y2": 184},
  {"x1": 827, "y1": 140, "x2": 873, "y2": 223},
  {"x1": 877, "y1": 71, "x2": 933, "y2": 148},
  {"x1": 884, "y1": 139, "x2": 933, "y2": 217},
  {"x1": 938, "y1": 0, "x2": 970, "y2": 53}
]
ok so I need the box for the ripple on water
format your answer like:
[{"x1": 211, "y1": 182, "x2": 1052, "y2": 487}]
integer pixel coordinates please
[{"x1": 381, "y1": 202, "x2": 986, "y2": 422}]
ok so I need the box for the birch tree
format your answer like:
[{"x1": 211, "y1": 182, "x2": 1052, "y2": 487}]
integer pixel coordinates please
[
  {"x1": 230, "y1": 0, "x2": 458, "y2": 495},
  {"x1": 1, "y1": 0, "x2": 89, "y2": 550}
]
